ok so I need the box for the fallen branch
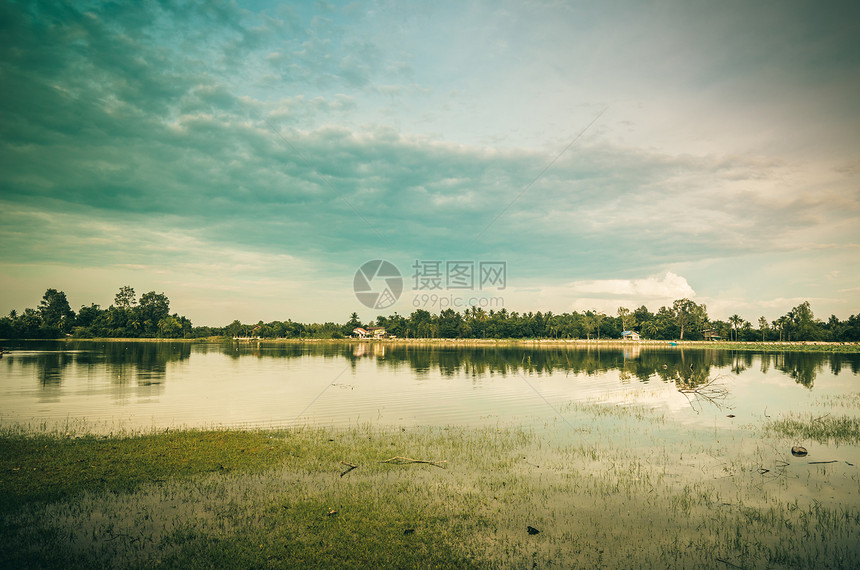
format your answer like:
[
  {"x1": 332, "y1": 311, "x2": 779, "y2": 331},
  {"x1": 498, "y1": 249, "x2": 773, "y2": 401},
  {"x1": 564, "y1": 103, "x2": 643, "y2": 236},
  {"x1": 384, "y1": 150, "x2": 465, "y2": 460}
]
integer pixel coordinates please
[
  {"x1": 380, "y1": 456, "x2": 447, "y2": 469},
  {"x1": 808, "y1": 460, "x2": 838, "y2": 465},
  {"x1": 716, "y1": 557, "x2": 744, "y2": 569},
  {"x1": 678, "y1": 374, "x2": 731, "y2": 413},
  {"x1": 339, "y1": 460, "x2": 358, "y2": 477},
  {"x1": 105, "y1": 531, "x2": 140, "y2": 543}
]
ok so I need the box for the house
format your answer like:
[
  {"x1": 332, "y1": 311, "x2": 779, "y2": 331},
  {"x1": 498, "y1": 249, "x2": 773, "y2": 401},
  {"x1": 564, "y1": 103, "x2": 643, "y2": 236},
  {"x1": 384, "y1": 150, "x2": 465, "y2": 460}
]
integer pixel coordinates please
[
  {"x1": 366, "y1": 326, "x2": 387, "y2": 339},
  {"x1": 622, "y1": 330, "x2": 641, "y2": 341},
  {"x1": 702, "y1": 328, "x2": 722, "y2": 341},
  {"x1": 353, "y1": 327, "x2": 387, "y2": 339}
]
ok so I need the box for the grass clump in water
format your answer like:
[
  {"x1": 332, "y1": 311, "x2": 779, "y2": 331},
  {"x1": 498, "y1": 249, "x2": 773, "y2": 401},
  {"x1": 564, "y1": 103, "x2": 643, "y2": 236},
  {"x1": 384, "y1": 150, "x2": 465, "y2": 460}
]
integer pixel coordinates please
[{"x1": 762, "y1": 413, "x2": 860, "y2": 444}]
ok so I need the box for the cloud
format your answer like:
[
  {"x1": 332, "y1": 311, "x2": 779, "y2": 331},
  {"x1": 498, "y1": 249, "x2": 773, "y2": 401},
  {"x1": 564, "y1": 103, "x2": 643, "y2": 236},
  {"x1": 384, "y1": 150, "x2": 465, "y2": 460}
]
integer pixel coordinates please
[
  {"x1": 567, "y1": 272, "x2": 696, "y2": 299},
  {"x1": 1, "y1": 0, "x2": 859, "y2": 323}
]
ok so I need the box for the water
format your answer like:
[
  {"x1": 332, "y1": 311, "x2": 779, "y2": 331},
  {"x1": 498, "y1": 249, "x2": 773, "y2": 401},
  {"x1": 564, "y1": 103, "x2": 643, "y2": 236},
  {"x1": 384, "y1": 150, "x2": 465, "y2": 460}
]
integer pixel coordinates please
[{"x1": 1, "y1": 340, "x2": 858, "y2": 433}]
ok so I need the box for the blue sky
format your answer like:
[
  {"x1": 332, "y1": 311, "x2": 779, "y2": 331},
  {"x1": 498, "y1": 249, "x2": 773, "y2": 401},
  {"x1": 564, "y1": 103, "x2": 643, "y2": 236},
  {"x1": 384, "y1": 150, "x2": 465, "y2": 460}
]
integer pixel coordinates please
[{"x1": 1, "y1": 0, "x2": 858, "y2": 326}]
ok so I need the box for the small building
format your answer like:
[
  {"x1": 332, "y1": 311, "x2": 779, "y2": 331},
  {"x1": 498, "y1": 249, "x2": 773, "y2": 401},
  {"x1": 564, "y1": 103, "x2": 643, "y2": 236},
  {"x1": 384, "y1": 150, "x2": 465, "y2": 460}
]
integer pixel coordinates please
[
  {"x1": 622, "y1": 330, "x2": 641, "y2": 341},
  {"x1": 702, "y1": 328, "x2": 722, "y2": 341},
  {"x1": 366, "y1": 326, "x2": 387, "y2": 339},
  {"x1": 353, "y1": 327, "x2": 369, "y2": 339}
]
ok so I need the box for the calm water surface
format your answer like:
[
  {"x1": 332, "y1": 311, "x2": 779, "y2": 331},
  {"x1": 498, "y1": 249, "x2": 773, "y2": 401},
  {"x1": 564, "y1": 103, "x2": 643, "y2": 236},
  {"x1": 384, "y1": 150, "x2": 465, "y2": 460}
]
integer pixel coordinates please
[{"x1": 1, "y1": 340, "x2": 858, "y2": 433}]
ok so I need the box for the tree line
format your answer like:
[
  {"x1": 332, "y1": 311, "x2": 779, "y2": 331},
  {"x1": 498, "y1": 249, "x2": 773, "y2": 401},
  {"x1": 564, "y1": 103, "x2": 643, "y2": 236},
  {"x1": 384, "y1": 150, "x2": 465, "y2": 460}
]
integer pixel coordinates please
[
  {"x1": 0, "y1": 286, "x2": 192, "y2": 339},
  {"x1": 2, "y1": 287, "x2": 859, "y2": 342}
]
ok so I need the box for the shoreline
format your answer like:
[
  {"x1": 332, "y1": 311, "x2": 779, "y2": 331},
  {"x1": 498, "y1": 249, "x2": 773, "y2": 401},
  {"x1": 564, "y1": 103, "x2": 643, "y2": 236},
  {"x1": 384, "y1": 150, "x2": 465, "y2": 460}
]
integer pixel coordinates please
[{"x1": 3, "y1": 337, "x2": 859, "y2": 352}]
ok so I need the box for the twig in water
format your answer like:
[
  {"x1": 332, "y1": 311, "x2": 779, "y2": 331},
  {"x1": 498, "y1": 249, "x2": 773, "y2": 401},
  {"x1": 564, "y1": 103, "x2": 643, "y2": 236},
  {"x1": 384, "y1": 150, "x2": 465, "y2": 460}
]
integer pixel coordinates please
[
  {"x1": 105, "y1": 531, "x2": 140, "y2": 543},
  {"x1": 716, "y1": 557, "x2": 745, "y2": 569},
  {"x1": 380, "y1": 456, "x2": 447, "y2": 469},
  {"x1": 808, "y1": 460, "x2": 838, "y2": 465},
  {"x1": 678, "y1": 375, "x2": 731, "y2": 413}
]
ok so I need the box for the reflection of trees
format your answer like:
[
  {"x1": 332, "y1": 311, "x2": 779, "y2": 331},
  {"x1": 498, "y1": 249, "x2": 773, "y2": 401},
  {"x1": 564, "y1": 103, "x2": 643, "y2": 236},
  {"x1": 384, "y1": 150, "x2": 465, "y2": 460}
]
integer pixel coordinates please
[
  {"x1": 99, "y1": 341, "x2": 192, "y2": 385},
  {"x1": 770, "y1": 352, "x2": 825, "y2": 389},
  {"x1": 217, "y1": 342, "x2": 860, "y2": 390},
  {"x1": 9, "y1": 341, "x2": 192, "y2": 399},
  {"x1": 229, "y1": 343, "x2": 739, "y2": 384},
  {"x1": 36, "y1": 352, "x2": 67, "y2": 387}
]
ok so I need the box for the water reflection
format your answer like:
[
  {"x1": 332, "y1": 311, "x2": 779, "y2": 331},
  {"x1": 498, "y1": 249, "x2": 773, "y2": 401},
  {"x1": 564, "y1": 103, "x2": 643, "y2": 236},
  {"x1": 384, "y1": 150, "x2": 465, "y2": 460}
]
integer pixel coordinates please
[
  {"x1": 2, "y1": 341, "x2": 857, "y2": 393},
  {"x1": 317, "y1": 343, "x2": 856, "y2": 389},
  {"x1": 0, "y1": 340, "x2": 192, "y2": 398},
  {"x1": 2, "y1": 340, "x2": 859, "y2": 432}
]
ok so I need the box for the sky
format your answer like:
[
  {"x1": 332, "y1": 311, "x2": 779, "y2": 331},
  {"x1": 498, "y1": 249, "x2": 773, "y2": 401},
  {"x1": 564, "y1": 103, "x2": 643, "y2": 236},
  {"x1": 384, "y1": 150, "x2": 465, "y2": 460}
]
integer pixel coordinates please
[{"x1": 1, "y1": 0, "x2": 859, "y2": 326}]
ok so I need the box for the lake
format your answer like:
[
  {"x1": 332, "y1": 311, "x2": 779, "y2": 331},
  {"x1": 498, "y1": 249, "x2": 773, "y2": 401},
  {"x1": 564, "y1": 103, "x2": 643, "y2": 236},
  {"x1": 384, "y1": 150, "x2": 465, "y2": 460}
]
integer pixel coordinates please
[
  {"x1": 4, "y1": 339, "x2": 860, "y2": 567},
  {"x1": 1, "y1": 340, "x2": 858, "y2": 434}
]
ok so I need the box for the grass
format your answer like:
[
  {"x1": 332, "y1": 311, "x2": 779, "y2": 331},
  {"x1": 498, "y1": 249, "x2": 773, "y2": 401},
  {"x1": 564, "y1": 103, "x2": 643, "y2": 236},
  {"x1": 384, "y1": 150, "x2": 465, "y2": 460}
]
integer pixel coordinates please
[
  {"x1": 44, "y1": 336, "x2": 860, "y2": 353},
  {"x1": 665, "y1": 341, "x2": 860, "y2": 353},
  {"x1": 762, "y1": 412, "x2": 860, "y2": 444},
  {"x1": 2, "y1": 417, "x2": 860, "y2": 568},
  {"x1": 814, "y1": 393, "x2": 860, "y2": 410}
]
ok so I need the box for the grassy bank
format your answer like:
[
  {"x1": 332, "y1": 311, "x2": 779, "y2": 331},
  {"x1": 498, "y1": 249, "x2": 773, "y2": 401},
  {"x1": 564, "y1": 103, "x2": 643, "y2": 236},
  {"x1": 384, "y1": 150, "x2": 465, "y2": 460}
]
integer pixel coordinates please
[
  {"x1": 3, "y1": 419, "x2": 860, "y2": 568},
  {"x1": 2, "y1": 337, "x2": 855, "y2": 353}
]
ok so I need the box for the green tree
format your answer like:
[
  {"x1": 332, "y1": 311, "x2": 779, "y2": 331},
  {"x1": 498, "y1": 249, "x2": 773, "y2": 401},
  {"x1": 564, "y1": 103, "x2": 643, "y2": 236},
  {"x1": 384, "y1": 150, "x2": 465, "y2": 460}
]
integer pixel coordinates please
[
  {"x1": 758, "y1": 316, "x2": 769, "y2": 342},
  {"x1": 728, "y1": 314, "x2": 743, "y2": 342},
  {"x1": 343, "y1": 312, "x2": 363, "y2": 335},
  {"x1": 772, "y1": 316, "x2": 788, "y2": 341},
  {"x1": 788, "y1": 301, "x2": 820, "y2": 341},
  {"x1": 38, "y1": 288, "x2": 75, "y2": 334},
  {"x1": 408, "y1": 309, "x2": 435, "y2": 338},
  {"x1": 137, "y1": 291, "x2": 170, "y2": 337},
  {"x1": 617, "y1": 307, "x2": 631, "y2": 332},
  {"x1": 437, "y1": 309, "x2": 462, "y2": 338},
  {"x1": 672, "y1": 299, "x2": 707, "y2": 340},
  {"x1": 642, "y1": 320, "x2": 658, "y2": 338},
  {"x1": 157, "y1": 315, "x2": 182, "y2": 338},
  {"x1": 114, "y1": 286, "x2": 137, "y2": 309},
  {"x1": 593, "y1": 311, "x2": 606, "y2": 340},
  {"x1": 632, "y1": 305, "x2": 654, "y2": 329}
]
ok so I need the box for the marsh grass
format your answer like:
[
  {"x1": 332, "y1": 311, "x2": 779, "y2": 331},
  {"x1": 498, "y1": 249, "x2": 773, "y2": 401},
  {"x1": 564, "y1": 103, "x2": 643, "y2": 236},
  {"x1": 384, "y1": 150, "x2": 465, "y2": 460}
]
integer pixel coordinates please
[
  {"x1": 814, "y1": 393, "x2": 860, "y2": 410},
  {"x1": 2, "y1": 420, "x2": 859, "y2": 568},
  {"x1": 762, "y1": 413, "x2": 860, "y2": 444}
]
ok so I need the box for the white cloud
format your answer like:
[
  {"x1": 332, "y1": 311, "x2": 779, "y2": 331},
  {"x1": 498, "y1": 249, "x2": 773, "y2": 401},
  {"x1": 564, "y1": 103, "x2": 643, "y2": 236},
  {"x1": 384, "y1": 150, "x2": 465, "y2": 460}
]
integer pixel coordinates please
[{"x1": 568, "y1": 272, "x2": 695, "y2": 299}]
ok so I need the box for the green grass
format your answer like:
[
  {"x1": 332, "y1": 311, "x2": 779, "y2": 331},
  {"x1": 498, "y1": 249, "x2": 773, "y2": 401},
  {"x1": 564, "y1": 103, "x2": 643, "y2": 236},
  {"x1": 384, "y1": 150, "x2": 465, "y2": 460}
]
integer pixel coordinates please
[
  {"x1": 0, "y1": 429, "x2": 323, "y2": 510},
  {"x1": 674, "y1": 341, "x2": 860, "y2": 353},
  {"x1": 762, "y1": 413, "x2": 860, "y2": 444},
  {"x1": 2, "y1": 422, "x2": 859, "y2": 568}
]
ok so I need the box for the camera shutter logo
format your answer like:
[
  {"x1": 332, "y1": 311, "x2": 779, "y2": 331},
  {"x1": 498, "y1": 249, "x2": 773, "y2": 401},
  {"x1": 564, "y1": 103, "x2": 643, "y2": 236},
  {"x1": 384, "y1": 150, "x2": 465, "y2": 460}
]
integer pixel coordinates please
[{"x1": 353, "y1": 260, "x2": 403, "y2": 309}]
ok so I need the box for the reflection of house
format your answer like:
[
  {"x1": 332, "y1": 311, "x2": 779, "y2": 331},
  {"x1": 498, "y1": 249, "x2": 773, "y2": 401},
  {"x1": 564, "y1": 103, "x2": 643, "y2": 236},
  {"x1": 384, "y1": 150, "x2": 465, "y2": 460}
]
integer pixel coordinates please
[
  {"x1": 622, "y1": 345, "x2": 642, "y2": 359},
  {"x1": 367, "y1": 327, "x2": 387, "y2": 339},
  {"x1": 622, "y1": 330, "x2": 641, "y2": 341},
  {"x1": 353, "y1": 327, "x2": 368, "y2": 339},
  {"x1": 702, "y1": 329, "x2": 722, "y2": 341}
]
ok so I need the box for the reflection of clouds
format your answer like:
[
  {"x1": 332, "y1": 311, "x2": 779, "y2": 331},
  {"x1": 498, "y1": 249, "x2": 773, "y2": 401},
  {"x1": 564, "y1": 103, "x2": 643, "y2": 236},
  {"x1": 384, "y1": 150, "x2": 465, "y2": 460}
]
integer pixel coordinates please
[{"x1": 564, "y1": 370, "x2": 692, "y2": 416}]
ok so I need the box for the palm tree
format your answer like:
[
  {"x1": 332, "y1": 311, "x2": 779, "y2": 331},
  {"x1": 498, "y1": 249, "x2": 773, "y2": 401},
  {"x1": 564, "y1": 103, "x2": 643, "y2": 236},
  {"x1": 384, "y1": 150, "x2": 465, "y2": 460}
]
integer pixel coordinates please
[
  {"x1": 729, "y1": 314, "x2": 743, "y2": 342},
  {"x1": 758, "y1": 316, "x2": 769, "y2": 342},
  {"x1": 642, "y1": 320, "x2": 658, "y2": 338}
]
